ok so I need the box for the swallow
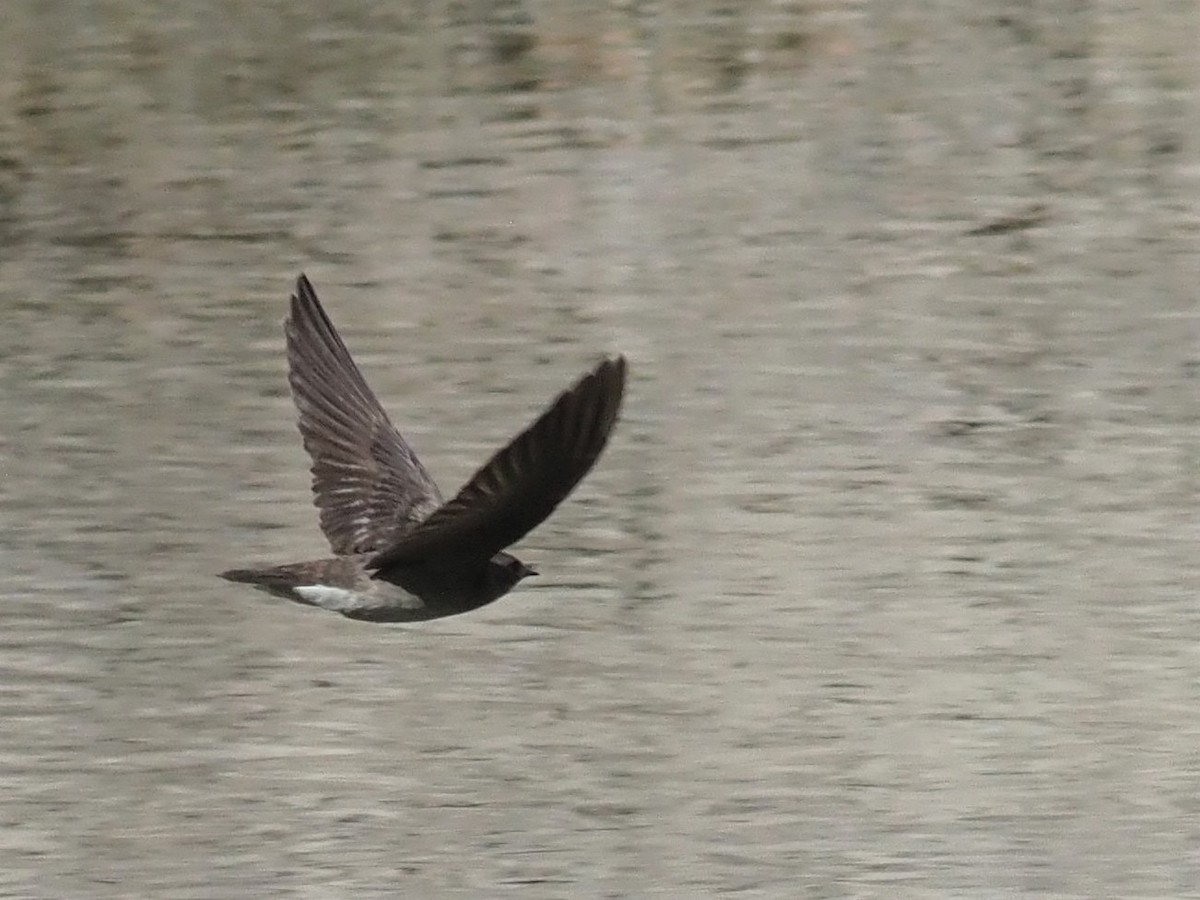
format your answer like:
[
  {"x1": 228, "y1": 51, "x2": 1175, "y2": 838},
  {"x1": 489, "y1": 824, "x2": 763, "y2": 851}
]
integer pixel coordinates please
[{"x1": 221, "y1": 275, "x2": 625, "y2": 622}]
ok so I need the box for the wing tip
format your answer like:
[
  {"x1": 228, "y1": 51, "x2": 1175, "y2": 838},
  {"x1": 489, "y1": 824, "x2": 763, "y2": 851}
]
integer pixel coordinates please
[
  {"x1": 598, "y1": 354, "x2": 626, "y2": 390},
  {"x1": 289, "y1": 273, "x2": 317, "y2": 321},
  {"x1": 295, "y1": 272, "x2": 315, "y2": 298},
  {"x1": 579, "y1": 355, "x2": 626, "y2": 406},
  {"x1": 594, "y1": 353, "x2": 627, "y2": 426}
]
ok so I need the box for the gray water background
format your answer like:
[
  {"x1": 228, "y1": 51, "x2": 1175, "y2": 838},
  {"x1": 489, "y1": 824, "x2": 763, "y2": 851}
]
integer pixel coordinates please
[{"x1": 2, "y1": 2, "x2": 1199, "y2": 897}]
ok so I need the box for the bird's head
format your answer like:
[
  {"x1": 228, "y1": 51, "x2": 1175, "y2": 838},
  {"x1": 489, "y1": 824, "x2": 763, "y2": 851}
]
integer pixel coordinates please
[{"x1": 484, "y1": 551, "x2": 538, "y2": 598}]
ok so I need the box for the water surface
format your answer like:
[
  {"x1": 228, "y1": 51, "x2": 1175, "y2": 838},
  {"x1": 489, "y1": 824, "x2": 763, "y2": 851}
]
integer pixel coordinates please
[{"x1": 2, "y1": 3, "x2": 1199, "y2": 897}]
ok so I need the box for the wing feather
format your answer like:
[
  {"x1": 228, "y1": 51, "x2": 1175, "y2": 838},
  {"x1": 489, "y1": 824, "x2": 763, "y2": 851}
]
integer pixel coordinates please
[
  {"x1": 286, "y1": 275, "x2": 442, "y2": 554},
  {"x1": 369, "y1": 356, "x2": 625, "y2": 573}
]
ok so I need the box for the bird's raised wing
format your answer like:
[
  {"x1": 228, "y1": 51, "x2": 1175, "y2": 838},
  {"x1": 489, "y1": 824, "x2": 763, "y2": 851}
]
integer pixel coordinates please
[
  {"x1": 368, "y1": 356, "x2": 625, "y2": 573},
  {"x1": 286, "y1": 275, "x2": 442, "y2": 555}
]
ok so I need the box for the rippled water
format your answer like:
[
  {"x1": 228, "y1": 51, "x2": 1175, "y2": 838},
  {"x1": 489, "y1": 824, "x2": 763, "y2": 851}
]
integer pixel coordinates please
[{"x1": 2, "y1": 3, "x2": 1199, "y2": 897}]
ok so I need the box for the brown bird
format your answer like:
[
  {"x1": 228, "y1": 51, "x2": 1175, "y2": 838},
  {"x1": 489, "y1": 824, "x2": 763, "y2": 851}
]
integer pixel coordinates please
[{"x1": 221, "y1": 275, "x2": 626, "y2": 622}]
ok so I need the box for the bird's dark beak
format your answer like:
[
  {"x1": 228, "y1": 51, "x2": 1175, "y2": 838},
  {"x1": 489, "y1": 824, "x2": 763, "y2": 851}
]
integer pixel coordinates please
[{"x1": 523, "y1": 565, "x2": 539, "y2": 578}]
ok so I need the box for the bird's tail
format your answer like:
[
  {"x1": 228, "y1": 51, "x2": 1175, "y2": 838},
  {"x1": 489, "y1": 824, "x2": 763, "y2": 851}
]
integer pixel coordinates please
[{"x1": 219, "y1": 567, "x2": 302, "y2": 599}]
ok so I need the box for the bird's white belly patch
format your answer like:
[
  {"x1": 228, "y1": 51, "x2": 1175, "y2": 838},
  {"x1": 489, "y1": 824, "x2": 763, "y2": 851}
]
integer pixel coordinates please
[
  {"x1": 295, "y1": 584, "x2": 365, "y2": 612},
  {"x1": 294, "y1": 582, "x2": 426, "y2": 614}
]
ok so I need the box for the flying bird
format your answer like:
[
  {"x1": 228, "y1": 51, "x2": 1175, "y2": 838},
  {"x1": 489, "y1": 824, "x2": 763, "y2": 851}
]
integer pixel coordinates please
[{"x1": 221, "y1": 275, "x2": 626, "y2": 622}]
